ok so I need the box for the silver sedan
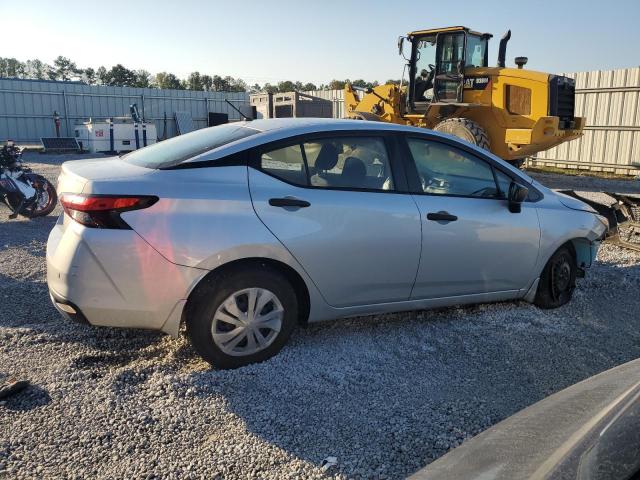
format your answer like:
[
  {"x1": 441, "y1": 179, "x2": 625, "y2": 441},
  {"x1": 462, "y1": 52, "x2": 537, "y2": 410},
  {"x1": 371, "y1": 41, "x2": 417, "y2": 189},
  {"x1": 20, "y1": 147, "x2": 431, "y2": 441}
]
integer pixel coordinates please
[{"x1": 46, "y1": 119, "x2": 608, "y2": 368}]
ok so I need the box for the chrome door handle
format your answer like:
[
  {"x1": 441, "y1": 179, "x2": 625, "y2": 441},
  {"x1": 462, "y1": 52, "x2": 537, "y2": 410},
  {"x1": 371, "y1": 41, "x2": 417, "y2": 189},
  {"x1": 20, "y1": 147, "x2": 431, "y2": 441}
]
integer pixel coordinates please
[
  {"x1": 269, "y1": 197, "x2": 311, "y2": 208},
  {"x1": 427, "y1": 211, "x2": 458, "y2": 222}
]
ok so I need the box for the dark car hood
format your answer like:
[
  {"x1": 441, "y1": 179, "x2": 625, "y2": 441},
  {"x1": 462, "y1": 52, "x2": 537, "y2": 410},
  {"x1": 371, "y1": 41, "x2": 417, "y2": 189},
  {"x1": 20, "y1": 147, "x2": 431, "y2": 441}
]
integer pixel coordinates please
[{"x1": 410, "y1": 358, "x2": 640, "y2": 480}]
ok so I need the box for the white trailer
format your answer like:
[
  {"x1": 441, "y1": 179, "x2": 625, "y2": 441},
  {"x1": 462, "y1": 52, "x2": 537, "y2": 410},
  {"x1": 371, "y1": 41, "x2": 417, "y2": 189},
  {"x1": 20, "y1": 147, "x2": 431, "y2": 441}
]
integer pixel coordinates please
[{"x1": 74, "y1": 118, "x2": 157, "y2": 153}]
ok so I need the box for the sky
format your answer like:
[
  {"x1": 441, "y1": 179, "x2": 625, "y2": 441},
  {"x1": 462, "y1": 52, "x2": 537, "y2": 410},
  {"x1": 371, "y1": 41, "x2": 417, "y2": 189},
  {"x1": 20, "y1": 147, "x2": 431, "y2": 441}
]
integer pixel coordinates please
[{"x1": 1, "y1": 0, "x2": 639, "y2": 85}]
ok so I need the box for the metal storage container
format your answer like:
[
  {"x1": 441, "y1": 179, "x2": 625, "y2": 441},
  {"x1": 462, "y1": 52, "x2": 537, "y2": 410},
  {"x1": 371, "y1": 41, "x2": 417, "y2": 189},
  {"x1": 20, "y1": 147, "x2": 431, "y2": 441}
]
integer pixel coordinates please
[{"x1": 74, "y1": 118, "x2": 157, "y2": 153}]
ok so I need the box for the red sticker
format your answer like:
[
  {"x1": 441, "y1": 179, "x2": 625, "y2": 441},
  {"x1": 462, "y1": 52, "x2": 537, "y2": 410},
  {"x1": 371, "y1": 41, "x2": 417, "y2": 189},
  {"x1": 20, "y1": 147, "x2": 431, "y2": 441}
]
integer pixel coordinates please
[{"x1": 95, "y1": 130, "x2": 104, "y2": 137}]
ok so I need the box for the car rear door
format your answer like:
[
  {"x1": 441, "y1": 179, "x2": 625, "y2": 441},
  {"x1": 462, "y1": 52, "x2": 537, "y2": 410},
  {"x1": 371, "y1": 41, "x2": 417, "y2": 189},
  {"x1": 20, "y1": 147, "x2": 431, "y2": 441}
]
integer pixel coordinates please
[
  {"x1": 248, "y1": 132, "x2": 422, "y2": 308},
  {"x1": 401, "y1": 135, "x2": 541, "y2": 299}
]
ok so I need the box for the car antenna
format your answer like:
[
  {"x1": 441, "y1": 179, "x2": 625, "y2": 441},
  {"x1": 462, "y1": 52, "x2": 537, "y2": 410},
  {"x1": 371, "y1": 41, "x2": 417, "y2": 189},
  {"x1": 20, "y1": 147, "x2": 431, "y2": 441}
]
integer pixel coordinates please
[{"x1": 225, "y1": 99, "x2": 251, "y2": 121}]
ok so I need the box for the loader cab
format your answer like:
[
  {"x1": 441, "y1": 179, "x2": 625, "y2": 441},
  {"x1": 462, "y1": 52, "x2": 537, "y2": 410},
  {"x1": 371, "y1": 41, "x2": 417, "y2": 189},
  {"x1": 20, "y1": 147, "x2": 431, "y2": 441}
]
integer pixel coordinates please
[{"x1": 406, "y1": 26, "x2": 491, "y2": 112}]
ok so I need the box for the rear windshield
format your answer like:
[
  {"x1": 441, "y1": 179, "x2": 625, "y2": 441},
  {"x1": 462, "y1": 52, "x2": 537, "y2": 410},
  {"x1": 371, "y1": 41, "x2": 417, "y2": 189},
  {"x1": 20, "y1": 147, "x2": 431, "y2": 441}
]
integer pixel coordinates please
[{"x1": 123, "y1": 123, "x2": 259, "y2": 168}]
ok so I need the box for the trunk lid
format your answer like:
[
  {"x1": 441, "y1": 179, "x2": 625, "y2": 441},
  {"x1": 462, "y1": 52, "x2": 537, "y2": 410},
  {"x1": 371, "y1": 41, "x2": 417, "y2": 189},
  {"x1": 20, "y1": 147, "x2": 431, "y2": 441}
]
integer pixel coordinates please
[{"x1": 58, "y1": 157, "x2": 154, "y2": 195}]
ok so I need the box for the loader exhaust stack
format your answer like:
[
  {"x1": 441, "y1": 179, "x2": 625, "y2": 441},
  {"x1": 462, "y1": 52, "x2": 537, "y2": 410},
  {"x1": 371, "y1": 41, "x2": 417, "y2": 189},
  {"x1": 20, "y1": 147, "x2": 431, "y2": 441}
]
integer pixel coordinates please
[{"x1": 497, "y1": 30, "x2": 511, "y2": 68}]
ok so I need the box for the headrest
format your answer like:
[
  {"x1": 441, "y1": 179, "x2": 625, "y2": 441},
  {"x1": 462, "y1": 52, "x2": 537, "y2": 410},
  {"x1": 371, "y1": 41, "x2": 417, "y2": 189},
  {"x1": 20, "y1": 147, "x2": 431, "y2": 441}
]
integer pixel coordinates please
[
  {"x1": 314, "y1": 142, "x2": 339, "y2": 171},
  {"x1": 342, "y1": 156, "x2": 366, "y2": 180}
]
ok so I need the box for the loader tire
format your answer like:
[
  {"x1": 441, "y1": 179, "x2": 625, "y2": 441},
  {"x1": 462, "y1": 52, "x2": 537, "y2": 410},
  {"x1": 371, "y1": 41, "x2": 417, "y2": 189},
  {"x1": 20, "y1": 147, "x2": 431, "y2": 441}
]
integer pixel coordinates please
[{"x1": 433, "y1": 118, "x2": 490, "y2": 151}]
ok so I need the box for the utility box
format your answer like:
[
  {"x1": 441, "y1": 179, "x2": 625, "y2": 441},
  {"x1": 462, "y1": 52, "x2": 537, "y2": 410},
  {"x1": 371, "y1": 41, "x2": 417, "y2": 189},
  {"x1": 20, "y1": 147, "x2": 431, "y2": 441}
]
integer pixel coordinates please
[
  {"x1": 250, "y1": 92, "x2": 333, "y2": 119},
  {"x1": 74, "y1": 118, "x2": 157, "y2": 153}
]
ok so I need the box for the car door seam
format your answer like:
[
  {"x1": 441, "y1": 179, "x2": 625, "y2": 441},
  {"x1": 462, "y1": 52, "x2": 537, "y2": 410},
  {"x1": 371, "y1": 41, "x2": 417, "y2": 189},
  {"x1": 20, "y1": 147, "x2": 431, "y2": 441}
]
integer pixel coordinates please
[
  {"x1": 245, "y1": 165, "x2": 332, "y2": 307},
  {"x1": 408, "y1": 193, "x2": 424, "y2": 300}
]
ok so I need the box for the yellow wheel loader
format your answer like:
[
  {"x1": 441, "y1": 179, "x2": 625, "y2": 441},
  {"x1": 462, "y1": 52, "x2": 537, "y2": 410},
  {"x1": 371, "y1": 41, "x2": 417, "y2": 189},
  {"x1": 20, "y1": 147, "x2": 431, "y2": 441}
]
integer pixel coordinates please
[{"x1": 344, "y1": 26, "x2": 585, "y2": 166}]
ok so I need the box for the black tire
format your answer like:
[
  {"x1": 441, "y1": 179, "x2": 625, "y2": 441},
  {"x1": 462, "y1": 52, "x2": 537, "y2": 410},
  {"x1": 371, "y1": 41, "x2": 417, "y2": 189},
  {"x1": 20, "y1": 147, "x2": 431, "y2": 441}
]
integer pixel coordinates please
[
  {"x1": 534, "y1": 246, "x2": 577, "y2": 309},
  {"x1": 433, "y1": 118, "x2": 491, "y2": 151},
  {"x1": 186, "y1": 265, "x2": 298, "y2": 369}
]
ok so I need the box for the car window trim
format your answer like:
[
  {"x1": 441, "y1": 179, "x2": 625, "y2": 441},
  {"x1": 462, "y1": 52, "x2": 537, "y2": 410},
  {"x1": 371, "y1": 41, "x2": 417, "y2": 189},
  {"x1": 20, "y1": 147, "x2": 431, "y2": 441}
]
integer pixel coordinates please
[
  {"x1": 249, "y1": 130, "x2": 410, "y2": 194},
  {"x1": 399, "y1": 134, "x2": 542, "y2": 202}
]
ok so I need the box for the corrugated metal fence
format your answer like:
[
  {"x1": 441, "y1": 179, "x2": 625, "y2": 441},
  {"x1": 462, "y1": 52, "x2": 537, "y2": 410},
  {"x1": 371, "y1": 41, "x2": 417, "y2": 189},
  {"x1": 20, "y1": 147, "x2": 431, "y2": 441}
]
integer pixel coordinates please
[
  {"x1": 531, "y1": 67, "x2": 640, "y2": 175},
  {"x1": 2, "y1": 70, "x2": 639, "y2": 174},
  {"x1": 0, "y1": 78, "x2": 250, "y2": 143}
]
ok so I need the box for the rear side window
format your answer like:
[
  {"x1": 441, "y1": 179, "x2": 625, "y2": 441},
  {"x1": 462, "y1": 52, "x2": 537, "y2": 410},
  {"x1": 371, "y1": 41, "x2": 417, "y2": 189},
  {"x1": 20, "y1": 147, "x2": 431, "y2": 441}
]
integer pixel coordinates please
[
  {"x1": 124, "y1": 124, "x2": 258, "y2": 169},
  {"x1": 259, "y1": 136, "x2": 394, "y2": 191},
  {"x1": 260, "y1": 145, "x2": 307, "y2": 185}
]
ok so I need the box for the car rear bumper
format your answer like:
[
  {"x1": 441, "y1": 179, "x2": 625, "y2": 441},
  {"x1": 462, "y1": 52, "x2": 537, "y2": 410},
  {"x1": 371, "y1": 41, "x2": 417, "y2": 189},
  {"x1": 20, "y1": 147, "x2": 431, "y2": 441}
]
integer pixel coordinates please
[{"x1": 46, "y1": 215, "x2": 205, "y2": 334}]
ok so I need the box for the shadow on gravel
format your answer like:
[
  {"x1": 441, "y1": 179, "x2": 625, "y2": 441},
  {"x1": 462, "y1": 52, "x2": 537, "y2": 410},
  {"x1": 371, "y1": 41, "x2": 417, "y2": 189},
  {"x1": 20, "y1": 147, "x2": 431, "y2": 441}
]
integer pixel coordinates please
[
  {"x1": 0, "y1": 212, "x2": 58, "y2": 254},
  {"x1": 2, "y1": 383, "x2": 51, "y2": 411}
]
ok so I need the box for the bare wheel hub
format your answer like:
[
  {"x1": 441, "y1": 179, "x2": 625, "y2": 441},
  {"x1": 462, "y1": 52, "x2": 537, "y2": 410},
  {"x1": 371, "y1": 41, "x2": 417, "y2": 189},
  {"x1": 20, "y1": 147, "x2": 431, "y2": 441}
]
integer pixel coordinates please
[
  {"x1": 551, "y1": 257, "x2": 572, "y2": 299},
  {"x1": 211, "y1": 288, "x2": 283, "y2": 357}
]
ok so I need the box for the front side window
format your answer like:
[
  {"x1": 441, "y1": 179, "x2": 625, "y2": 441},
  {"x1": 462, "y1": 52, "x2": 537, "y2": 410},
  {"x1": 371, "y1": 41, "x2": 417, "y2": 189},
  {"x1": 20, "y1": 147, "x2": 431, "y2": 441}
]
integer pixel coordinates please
[
  {"x1": 407, "y1": 138, "x2": 500, "y2": 198},
  {"x1": 259, "y1": 136, "x2": 394, "y2": 191}
]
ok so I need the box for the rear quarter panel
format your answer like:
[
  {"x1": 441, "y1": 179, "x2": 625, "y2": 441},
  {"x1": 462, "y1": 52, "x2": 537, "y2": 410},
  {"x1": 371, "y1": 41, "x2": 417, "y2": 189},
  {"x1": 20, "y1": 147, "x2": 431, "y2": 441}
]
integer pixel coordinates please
[{"x1": 104, "y1": 166, "x2": 329, "y2": 317}]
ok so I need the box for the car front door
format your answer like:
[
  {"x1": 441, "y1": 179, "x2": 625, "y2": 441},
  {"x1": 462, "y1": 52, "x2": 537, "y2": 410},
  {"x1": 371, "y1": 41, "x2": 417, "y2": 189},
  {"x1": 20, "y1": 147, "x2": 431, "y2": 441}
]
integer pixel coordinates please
[
  {"x1": 402, "y1": 136, "x2": 541, "y2": 299},
  {"x1": 248, "y1": 133, "x2": 422, "y2": 308}
]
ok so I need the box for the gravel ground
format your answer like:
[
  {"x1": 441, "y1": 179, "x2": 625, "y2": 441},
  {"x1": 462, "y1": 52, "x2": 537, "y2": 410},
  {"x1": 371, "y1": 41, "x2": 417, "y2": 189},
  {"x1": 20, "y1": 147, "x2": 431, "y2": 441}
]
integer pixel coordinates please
[{"x1": 1, "y1": 154, "x2": 639, "y2": 479}]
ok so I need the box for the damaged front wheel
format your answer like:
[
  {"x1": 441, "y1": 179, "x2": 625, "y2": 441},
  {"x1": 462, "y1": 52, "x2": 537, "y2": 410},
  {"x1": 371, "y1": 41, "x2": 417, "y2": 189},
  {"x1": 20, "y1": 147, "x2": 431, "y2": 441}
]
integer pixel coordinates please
[{"x1": 534, "y1": 246, "x2": 577, "y2": 309}]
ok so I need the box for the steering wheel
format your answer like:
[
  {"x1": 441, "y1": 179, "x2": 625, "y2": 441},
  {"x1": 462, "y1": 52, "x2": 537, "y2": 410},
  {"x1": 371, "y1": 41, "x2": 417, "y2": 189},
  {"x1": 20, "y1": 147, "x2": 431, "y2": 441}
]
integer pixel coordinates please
[{"x1": 420, "y1": 173, "x2": 450, "y2": 192}]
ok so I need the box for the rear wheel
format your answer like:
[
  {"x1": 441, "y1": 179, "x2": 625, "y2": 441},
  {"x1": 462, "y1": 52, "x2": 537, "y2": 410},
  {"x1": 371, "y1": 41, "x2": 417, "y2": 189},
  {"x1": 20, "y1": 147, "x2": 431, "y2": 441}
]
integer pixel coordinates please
[
  {"x1": 186, "y1": 265, "x2": 298, "y2": 369},
  {"x1": 5, "y1": 175, "x2": 57, "y2": 218},
  {"x1": 534, "y1": 246, "x2": 577, "y2": 309},
  {"x1": 433, "y1": 118, "x2": 490, "y2": 151},
  {"x1": 30, "y1": 176, "x2": 57, "y2": 217}
]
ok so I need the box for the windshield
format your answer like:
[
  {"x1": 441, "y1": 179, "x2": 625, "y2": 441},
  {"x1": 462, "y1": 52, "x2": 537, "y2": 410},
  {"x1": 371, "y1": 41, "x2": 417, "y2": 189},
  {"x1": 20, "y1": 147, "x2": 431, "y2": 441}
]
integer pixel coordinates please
[
  {"x1": 124, "y1": 123, "x2": 259, "y2": 169},
  {"x1": 466, "y1": 35, "x2": 488, "y2": 67}
]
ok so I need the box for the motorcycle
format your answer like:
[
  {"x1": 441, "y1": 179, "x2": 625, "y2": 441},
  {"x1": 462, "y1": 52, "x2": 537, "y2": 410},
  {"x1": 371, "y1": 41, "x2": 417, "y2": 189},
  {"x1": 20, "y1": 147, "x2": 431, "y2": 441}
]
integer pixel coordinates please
[{"x1": 0, "y1": 141, "x2": 58, "y2": 218}]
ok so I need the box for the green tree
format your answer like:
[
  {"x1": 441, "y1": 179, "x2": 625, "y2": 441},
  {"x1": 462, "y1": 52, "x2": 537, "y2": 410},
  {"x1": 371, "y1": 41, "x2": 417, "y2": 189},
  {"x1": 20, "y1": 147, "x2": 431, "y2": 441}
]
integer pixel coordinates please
[
  {"x1": 53, "y1": 56, "x2": 78, "y2": 81},
  {"x1": 385, "y1": 79, "x2": 402, "y2": 85},
  {"x1": 0, "y1": 57, "x2": 26, "y2": 78},
  {"x1": 25, "y1": 59, "x2": 52, "y2": 80},
  {"x1": 277, "y1": 80, "x2": 296, "y2": 92},
  {"x1": 262, "y1": 83, "x2": 278, "y2": 94},
  {"x1": 302, "y1": 82, "x2": 317, "y2": 91},
  {"x1": 328, "y1": 79, "x2": 348, "y2": 90},
  {"x1": 96, "y1": 66, "x2": 108, "y2": 85},
  {"x1": 201, "y1": 74, "x2": 213, "y2": 91},
  {"x1": 102, "y1": 64, "x2": 137, "y2": 86},
  {"x1": 211, "y1": 75, "x2": 229, "y2": 91},
  {"x1": 82, "y1": 67, "x2": 96, "y2": 84},
  {"x1": 186, "y1": 71, "x2": 203, "y2": 90},
  {"x1": 229, "y1": 77, "x2": 248, "y2": 92},
  {"x1": 134, "y1": 70, "x2": 151, "y2": 88},
  {"x1": 154, "y1": 72, "x2": 183, "y2": 90}
]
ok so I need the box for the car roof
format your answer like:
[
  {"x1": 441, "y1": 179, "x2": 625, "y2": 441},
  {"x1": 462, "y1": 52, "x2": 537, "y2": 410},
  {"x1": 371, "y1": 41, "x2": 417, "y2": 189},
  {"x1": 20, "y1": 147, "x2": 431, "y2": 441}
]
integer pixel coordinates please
[
  {"x1": 181, "y1": 118, "x2": 433, "y2": 164},
  {"x1": 182, "y1": 118, "x2": 533, "y2": 183},
  {"x1": 237, "y1": 117, "x2": 420, "y2": 134}
]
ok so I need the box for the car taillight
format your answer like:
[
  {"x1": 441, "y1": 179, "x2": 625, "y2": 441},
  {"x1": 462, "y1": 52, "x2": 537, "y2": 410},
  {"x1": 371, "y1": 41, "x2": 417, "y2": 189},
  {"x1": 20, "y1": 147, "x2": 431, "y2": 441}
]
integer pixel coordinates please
[{"x1": 59, "y1": 194, "x2": 158, "y2": 229}]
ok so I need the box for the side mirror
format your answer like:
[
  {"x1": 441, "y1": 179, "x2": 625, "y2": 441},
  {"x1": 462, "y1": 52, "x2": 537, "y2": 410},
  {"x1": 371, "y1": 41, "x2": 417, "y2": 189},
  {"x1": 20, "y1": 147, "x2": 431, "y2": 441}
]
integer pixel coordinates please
[
  {"x1": 508, "y1": 182, "x2": 528, "y2": 213},
  {"x1": 397, "y1": 36, "x2": 405, "y2": 56}
]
